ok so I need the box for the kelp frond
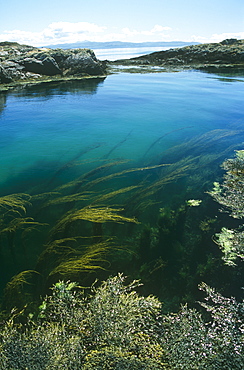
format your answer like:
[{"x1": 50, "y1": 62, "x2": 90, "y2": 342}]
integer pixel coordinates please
[
  {"x1": 0, "y1": 193, "x2": 31, "y2": 215},
  {"x1": 160, "y1": 129, "x2": 240, "y2": 163},
  {"x1": 48, "y1": 240, "x2": 114, "y2": 278},
  {"x1": 80, "y1": 163, "x2": 170, "y2": 191},
  {"x1": 4, "y1": 270, "x2": 39, "y2": 301},
  {"x1": 51, "y1": 206, "x2": 139, "y2": 237},
  {"x1": 36, "y1": 237, "x2": 82, "y2": 270},
  {"x1": 5, "y1": 270, "x2": 38, "y2": 290},
  {"x1": 131, "y1": 158, "x2": 195, "y2": 207},
  {"x1": 56, "y1": 160, "x2": 129, "y2": 192},
  {"x1": 31, "y1": 192, "x2": 60, "y2": 202},
  {"x1": 0, "y1": 217, "x2": 48, "y2": 236},
  {"x1": 3, "y1": 270, "x2": 40, "y2": 309},
  {"x1": 41, "y1": 192, "x2": 92, "y2": 208},
  {"x1": 91, "y1": 185, "x2": 140, "y2": 205}
]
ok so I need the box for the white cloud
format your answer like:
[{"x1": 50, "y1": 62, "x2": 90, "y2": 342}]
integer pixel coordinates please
[
  {"x1": 0, "y1": 22, "x2": 107, "y2": 46},
  {"x1": 0, "y1": 22, "x2": 173, "y2": 46},
  {"x1": 2, "y1": 22, "x2": 241, "y2": 47},
  {"x1": 121, "y1": 25, "x2": 172, "y2": 39},
  {"x1": 191, "y1": 32, "x2": 244, "y2": 43},
  {"x1": 151, "y1": 25, "x2": 172, "y2": 33},
  {"x1": 46, "y1": 22, "x2": 106, "y2": 35}
]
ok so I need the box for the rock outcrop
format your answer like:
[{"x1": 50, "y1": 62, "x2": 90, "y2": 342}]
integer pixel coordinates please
[
  {"x1": 0, "y1": 42, "x2": 107, "y2": 87},
  {"x1": 112, "y1": 39, "x2": 244, "y2": 73}
]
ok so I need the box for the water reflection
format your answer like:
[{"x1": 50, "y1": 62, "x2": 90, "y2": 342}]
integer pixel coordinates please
[
  {"x1": 10, "y1": 77, "x2": 106, "y2": 99},
  {"x1": 0, "y1": 94, "x2": 6, "y2": 115}
]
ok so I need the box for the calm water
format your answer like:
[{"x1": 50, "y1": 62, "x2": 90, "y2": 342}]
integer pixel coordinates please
[
  {"x1": 1, "y1": 70, "x2": 244, "y2": 303},
  {"x1": 1, "y1": 71, "x2": 244, "y2": 191},
  {"x1": 94, "y1": 46, "x2": 178, "y2": 60}
]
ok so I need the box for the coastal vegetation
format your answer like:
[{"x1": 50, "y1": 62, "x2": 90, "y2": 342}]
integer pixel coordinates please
[{"x1": 0, "y1": 127, "x2": 243, "y2": 368}]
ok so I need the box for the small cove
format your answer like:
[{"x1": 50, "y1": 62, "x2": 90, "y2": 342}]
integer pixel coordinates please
[{"x1": 0, "y1": 70, "x2": 244, "y2": 308}]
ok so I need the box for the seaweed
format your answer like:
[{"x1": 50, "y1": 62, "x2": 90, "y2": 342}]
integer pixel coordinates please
[
  {"x1": 48, "y1": 240, "x2": 115, "y2": 279},
  {"x1": 102, "y1": 130, "x2": 133, "y2": 159},
  {"x1": 49, "y1": 206, "x2": 139, "y2": 241},
  {"x1": 0, "y1": 193, "x2": 31, "y2": 215},
  {"x1": 3, "y1": 270, "x2": 39, "y2": 310}
]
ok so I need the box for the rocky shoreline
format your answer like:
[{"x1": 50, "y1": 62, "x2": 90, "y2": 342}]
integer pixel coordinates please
[
  {"x1": 1, "y1": 39, "x2": 244, "y2": 91},
  {"x1": 0, "y1": 42, "x2": 107, "y2": 91},
  {"x1": 110, "y1": 38, "x2": 244, "y2": 74}
]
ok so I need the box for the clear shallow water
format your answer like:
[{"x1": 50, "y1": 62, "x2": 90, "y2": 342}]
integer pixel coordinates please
[
  {"x1": 1, "y1": 70, "x2": 244, "y2": 303},
  {"x1": 0, "y1": 71, "x2": 244, "y2": 192}
]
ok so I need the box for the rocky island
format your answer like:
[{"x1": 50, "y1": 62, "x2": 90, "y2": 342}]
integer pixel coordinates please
[
  {"x1": 111, "y1": 38, "x2": 244, "y2": 74},
  {"x1": 0, "y1": 42, "x2": 107, "y2": 91}
]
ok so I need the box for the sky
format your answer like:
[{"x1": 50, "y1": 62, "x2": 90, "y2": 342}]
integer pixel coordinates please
[{"x1": 0, "y1": 0, "x2": 243, "y2": 46}]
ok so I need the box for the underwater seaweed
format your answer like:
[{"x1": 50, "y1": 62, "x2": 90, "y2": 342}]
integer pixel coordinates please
[
  {"x1": 0, "y1": 193, "x2": 31, "y2": 215},
  {"x1": 48, "y1": 240, "x2": 115, "y2": 279},
  {"x1": 3, "y1": 270, "x2": 39, "y2": 310},
  {"x1": 49, "y1": 206, "x2": 139, "y2": 239}
]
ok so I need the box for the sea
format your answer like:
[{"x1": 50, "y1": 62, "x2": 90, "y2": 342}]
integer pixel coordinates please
[
  {"x1": 93, "y1": 46, "x2": 175, "y2": 60},
  {"x1": 0, "y1": 46, "x2": 244, "y2": 304}
]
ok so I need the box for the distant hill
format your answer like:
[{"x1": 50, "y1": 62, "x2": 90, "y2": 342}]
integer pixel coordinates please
[{"x1": 45, "y1": 41, "x2": 200, "y2": 50}]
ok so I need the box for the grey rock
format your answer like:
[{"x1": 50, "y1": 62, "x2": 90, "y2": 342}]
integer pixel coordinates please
[
  {"x1": 42, "y1": 56, "x2": 62, "y2": 75},
  {"x1": 0, "y1": 64, "x2": 12, "y2": 83},
  {"x1": 112, "y1": 38, "x2": 244, "y2": 72},
  {"x1": 1, "y1": 60, "x2": 26, "y2": 81},
  {"x1": 63, "y1": 49, "x2": 105, "y2": 76},
  {"x1": 21, "y1": 56, "x2": 61, "y2": 76},
  {"x1": 0, "y1": 42, "x2": 107, "y2": 87}
]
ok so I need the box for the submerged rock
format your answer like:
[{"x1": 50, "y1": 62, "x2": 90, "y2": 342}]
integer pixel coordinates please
[{"x1": 0, "y1": 42, "x2": 107, "y2": 88}]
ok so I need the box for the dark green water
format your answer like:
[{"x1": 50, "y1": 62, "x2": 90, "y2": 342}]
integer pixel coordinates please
[{"x1": 0, "y1": 71, "x2": 244, "y2": 311}]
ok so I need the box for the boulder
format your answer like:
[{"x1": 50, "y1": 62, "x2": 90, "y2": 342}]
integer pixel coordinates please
[
  {"x1": 42, "y1": 56, "x2": 62, "y2": 75},
  {"x1": 0, "y1": 64, "x2": 12, "y2": 83},
  {"x1": 21, "y1": 56, "x2": 61, "y2": 76},
  {"x1": 63, "y1": 50, "x2": 105, "y2": 76},
  {"x1": 1, "y1": 61, "x2": 25, "y2": 81},
  {"x1": 0, "y1": 42, "x2": 107, "y2": 87}
]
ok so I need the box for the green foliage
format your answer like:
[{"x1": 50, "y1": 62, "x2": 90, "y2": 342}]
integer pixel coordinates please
[
  {"x1": 210, "y1": 150, "x2": 244, "y2": 219},
  {"x1": 210, "y1": 150, "x2": 244, "y2": 264},
  {"x1": 0, "y1": 275, "x2": 243, "y2": 369},
  {"x1": 161, "y1": 283, "x2": 244, "y2": 369},
  {"x1": 0, "y1": 275, "x2": 169, "y2": 369}
]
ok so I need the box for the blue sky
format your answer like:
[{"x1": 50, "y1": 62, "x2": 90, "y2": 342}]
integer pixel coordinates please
[{"x1": 0, "y1": 0, "x2": 243, "y2": 46}]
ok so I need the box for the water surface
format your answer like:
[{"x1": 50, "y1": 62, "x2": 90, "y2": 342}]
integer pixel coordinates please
[
  {"x1": 1, "y1": 71, "x2": 243, "y2": 191},
  {"x1": 0, "y1": 70, "x2": 244, "y2": 305}
]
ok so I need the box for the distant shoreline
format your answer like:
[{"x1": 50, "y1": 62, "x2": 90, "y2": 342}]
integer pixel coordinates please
[
  {"x1": 44, "y1": 40, "x2": 200, "y2": 50},
  {"x1": 1, "y1": 39, "x2": 244, "y2": 91},
  {"x1": 109, "y1": 38, "x2": 244, "y2": 74}
]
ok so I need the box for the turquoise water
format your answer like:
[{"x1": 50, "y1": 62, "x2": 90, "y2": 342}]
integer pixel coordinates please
[
  {"x1": 0, "y1": 70, "x2": 244, "y2": 305},
  {"x1": 1, "y1": 71, "x2": 244, "y2": 191}
]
